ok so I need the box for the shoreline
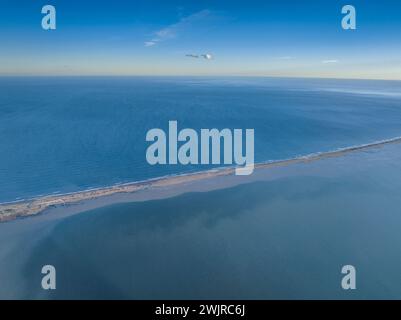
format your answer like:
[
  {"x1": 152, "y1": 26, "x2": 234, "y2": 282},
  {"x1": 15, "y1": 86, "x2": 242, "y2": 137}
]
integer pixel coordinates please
[{"x1": 1, "y1": 136, "x2": 401, "y2": 222}]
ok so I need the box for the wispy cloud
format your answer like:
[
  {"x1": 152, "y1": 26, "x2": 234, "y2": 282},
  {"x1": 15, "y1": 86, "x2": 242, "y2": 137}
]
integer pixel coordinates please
[
  {"x1": 276, "y1": 56, "x2": 295, "y2": 60},
  {"x1": 144, "y1": 9, "x2": 211, "y2": 47},
  {"x1": 144, "y1": 41, "x2": 157, "y2": 47},
  {"x1": 322, "y1": 59, "x2": 339, "y2": 64}
]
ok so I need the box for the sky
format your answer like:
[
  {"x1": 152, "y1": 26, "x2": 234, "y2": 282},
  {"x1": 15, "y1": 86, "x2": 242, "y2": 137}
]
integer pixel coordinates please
[{"x1": 0, "y1": 0, "x2": 400, "y2": 79}]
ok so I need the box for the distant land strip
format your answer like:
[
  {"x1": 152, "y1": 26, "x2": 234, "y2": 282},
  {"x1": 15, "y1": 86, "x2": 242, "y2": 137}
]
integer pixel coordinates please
[{"x1": 1, "y1": 136, "x2": 401, "y2": 222}]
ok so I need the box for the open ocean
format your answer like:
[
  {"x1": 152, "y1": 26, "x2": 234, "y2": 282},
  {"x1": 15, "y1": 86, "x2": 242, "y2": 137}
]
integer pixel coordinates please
[
  {"x1": 1, "y1": 77, "x2": 401, "y2": 299},
  {"x1": 1, "y1": 76, "x2": 401, "y2": 203}
]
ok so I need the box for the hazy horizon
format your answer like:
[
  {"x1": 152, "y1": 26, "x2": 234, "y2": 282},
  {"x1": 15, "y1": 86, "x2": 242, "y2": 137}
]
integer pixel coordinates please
[
  {"x1": 1, "y1": 0, "x2": 401, "y2": 80},
  {"x1": 1, "y1": 75, "x2": 401, "y2": 82}
]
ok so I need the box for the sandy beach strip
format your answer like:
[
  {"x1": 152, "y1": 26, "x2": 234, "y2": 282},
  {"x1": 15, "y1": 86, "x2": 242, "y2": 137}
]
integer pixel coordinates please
[{"x1": 1, "y1": 136, "x2": 401, "y2": 222}]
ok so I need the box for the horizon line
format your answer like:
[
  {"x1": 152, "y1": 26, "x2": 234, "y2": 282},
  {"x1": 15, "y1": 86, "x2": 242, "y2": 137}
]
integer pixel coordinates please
[{"x1": 0, "y1": 74, "x2": 400, "y2": 82}]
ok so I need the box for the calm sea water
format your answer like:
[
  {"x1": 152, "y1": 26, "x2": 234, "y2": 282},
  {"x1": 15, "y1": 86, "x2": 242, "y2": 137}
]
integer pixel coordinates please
[
  {"x1": 1, "y1": 142, "x2": 401, "y2": 299},
  {"x1": 1, "y1": 77, "x2": 401, "y2": 202},
  {"x1": 1, "y1": 77, "x2": 401, "y2": 299}
]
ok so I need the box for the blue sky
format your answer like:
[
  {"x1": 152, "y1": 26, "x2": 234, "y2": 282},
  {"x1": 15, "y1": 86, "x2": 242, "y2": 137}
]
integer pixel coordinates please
[{"x1": 1, "y1": 0, "x2": 400, "y2": 79}]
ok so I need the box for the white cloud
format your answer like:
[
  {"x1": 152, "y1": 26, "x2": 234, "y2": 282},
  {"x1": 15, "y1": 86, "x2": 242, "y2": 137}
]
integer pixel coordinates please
[
  {"x1": 144, "y1": 41, "x2": 156, "y2": 47},
  {"x1": 322, "y1": 59, "x2": 339, "y2": 64},
  {"x1": 144, "y1": 9, "x2": 211, "y2": 47}
]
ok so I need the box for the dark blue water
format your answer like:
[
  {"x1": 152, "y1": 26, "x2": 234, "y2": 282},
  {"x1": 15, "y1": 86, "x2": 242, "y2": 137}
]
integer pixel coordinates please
[{"x1": 1, "y1": 76, "x2": 401, "y2": 202}]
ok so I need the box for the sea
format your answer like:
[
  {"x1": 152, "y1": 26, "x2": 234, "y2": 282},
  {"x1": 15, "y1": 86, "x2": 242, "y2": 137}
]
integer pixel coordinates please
[
  {"x1": 1, "y1": 76, "x2": 401, "y2": 299},
  {"x1": 1, "y1": 76, "x2": 401, "y2": 203}
]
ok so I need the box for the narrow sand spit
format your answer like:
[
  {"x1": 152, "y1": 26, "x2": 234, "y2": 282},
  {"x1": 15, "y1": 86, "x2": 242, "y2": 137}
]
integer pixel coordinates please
[{"x1": 1, "y1": 136, "x2": 401, "y2": 222}]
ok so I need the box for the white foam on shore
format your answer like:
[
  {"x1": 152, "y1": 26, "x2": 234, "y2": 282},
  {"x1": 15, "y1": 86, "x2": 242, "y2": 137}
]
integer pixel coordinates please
[{"x1": 318, "y1": 88, "x2": 401, "y2": 98}]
